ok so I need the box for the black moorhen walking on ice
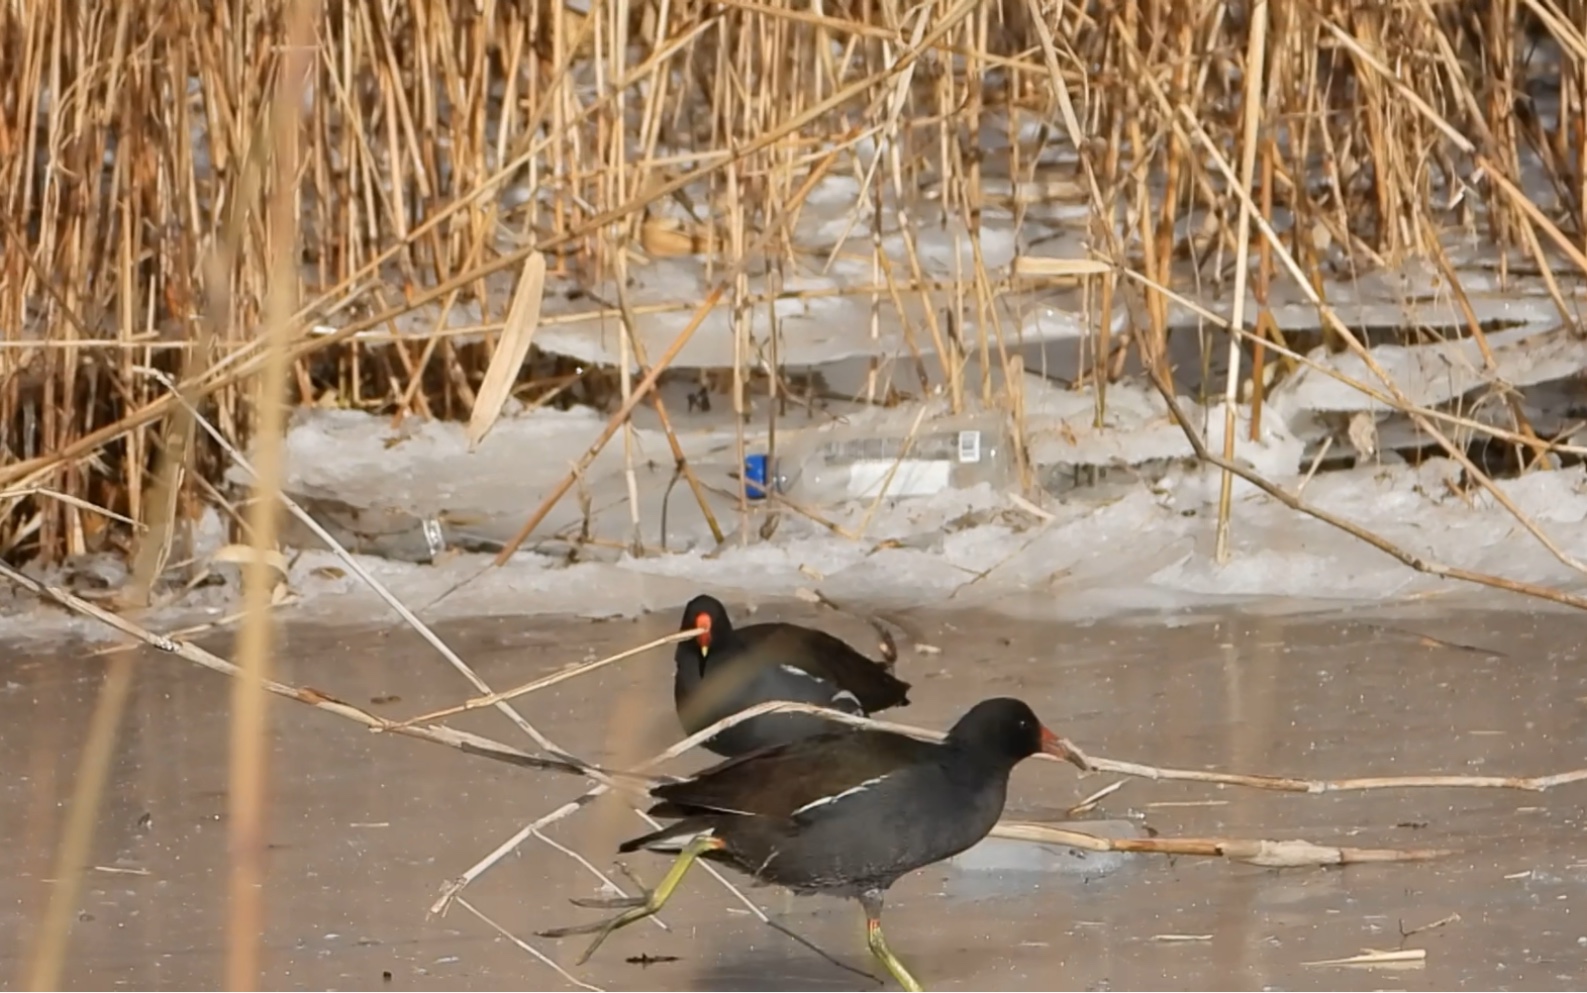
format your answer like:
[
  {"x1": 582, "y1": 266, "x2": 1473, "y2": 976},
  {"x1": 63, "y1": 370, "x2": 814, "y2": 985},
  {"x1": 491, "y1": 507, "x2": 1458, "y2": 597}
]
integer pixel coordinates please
[
  {"x1": 540, "y1": 697, "x2": 1088, "y2": 991},
  {"x1": 673, "y1": 593, "x2": 911, "y2": 757}
]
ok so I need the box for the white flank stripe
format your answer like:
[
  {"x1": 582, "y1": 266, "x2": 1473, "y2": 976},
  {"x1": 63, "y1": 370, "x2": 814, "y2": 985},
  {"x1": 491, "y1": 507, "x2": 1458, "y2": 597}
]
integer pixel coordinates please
[
  {"x1": 790, "y1": 774, "x2": 890, "y2": 817},
  {"x1": 832, "y1": 689, "x2": 862, "y2": 710}
]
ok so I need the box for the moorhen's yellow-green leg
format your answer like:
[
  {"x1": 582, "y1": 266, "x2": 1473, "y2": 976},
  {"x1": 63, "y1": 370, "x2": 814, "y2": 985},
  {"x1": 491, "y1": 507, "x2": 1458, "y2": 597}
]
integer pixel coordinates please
[
  {"x1": 860, "y1": 889, "x2": 924, "y2": 992},
  {"x1": 538, "y1": 836, "x2": 723, "y2": 965}
]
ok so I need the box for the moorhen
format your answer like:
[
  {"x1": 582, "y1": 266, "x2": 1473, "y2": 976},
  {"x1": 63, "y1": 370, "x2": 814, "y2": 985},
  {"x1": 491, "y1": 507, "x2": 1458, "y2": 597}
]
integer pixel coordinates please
[
  {"x1": 673, "y1": 593, "x2": 911, "y2": 757},
  {"x1": 541, "y1": 696, "x2": 1087, "y2": 991}
]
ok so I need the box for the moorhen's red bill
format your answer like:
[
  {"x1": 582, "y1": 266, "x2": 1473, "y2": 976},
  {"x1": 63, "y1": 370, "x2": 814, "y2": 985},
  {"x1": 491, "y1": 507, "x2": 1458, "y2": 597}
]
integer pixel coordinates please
[
  {"x1": 673, "y1": 593, "x2": 911, "y2": 757},
  {"x1": 541, "y1": 696, "x2": 1088, "y2": 991}
]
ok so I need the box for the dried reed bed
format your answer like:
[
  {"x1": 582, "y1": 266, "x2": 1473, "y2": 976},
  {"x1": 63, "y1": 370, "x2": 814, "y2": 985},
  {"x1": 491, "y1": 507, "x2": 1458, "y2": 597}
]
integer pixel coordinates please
[{"x1": 1, "y1": 0, "x2": 1582, "y2": 576}]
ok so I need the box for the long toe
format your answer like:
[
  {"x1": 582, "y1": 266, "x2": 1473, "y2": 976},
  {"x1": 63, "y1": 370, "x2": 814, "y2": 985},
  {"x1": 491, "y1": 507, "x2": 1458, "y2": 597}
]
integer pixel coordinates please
[
  {"x1": 537, "y1": 919, "x2": 614, "y2": 939},
  {"x1": 569, "y1": 894, "x2": 649, "y2": 910}
]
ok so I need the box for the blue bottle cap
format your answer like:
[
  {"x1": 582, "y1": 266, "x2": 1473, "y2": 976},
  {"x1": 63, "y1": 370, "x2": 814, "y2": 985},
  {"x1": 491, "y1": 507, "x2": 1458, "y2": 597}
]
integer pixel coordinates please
[{"x1": 743, "y1": 453, "x2": 771, "y2": 500}]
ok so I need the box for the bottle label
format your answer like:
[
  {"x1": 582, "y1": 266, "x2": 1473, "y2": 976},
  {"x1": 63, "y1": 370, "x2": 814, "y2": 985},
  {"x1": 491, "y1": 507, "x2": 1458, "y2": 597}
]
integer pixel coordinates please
[
  {"x1": 421, "y1": 517, "x2": 447, "y2": 558},
  {"x1": 957, "y1": 430, "x2": 982, "y2": 464},
  {"x1": 824, "y1": 431, "x2": 972, "y2": 463},
  {"x1": 848, "y1": 459, "x2": 952, "y2": 498}
]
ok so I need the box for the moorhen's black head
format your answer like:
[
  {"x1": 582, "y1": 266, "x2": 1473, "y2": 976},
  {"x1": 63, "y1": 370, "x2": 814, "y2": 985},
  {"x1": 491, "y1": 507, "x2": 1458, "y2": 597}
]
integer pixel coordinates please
[
  {"x1": 679, "y1": 594, "x2": 734, "y2": 658},
  {"x1": 947, "y1": 697, "x2": 1088, "y2": 770}
]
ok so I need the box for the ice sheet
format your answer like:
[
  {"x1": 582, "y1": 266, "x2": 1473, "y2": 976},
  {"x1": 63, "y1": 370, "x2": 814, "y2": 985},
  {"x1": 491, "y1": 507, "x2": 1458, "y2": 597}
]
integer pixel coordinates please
[{"x1": 8, "y1": 394, "x2": 1587, "y2": 647}]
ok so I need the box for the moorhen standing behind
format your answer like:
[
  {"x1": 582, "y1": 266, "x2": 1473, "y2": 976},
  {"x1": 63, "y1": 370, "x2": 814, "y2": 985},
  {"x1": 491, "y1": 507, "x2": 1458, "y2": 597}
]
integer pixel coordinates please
[
  {"x1": 541, "y1": 696, "x2": 1088, "y2": 991},
  {"x1": 673, "y1": 593, "x2": 911, "y2": 757}
]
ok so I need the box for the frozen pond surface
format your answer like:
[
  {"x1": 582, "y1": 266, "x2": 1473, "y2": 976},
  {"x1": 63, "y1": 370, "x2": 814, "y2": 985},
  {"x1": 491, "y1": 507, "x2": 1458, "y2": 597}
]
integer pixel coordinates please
[{"x1": 3, "y1": 600, "x2": 1586, "y2": 990}]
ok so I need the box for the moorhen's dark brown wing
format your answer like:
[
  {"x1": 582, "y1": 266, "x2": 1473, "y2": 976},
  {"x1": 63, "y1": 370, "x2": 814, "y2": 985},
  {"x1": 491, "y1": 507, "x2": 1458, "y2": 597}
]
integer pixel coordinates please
[
  {"x1": 737, "y1": 623, "x2": 912, "y2": 712},
  {"x1": 647, "y1": 728, "x2": 939, "y2": 820}
]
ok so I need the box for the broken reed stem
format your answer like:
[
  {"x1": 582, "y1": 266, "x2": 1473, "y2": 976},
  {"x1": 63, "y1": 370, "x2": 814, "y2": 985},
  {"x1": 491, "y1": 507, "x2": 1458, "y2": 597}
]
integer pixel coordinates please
[
  {"x1": 442, "y1": 698, "x2": 1451, "y2": 917},
  {"x1": 489, "y1": 284, "x2": 726, "y2": 565},
  {"x1": 988, "y1": 822, "x2": 1452, "y2": 866},
  {"x1": 0, "y1": 487, "x2": 141, "y2": 530},
  {"x1": 23, "y1": 649, "x2": 137, "y2": 991},
  {"x1": 227, "y1": 8, "x2": 317, "y2": 985},
  {"x1": 650, "y1": 700, "x2": 1587, "y2": 796},
  {"x1": 611, "y1": 277, "x2": 724, "y2": 544},
  {"x1": 382, "y1": 627, "x2": 706, "y2": 730}
]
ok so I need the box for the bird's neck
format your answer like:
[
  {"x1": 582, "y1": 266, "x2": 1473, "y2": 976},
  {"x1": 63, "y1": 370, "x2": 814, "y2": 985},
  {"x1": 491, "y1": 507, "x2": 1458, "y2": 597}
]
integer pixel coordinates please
[
  {"x1": 944, "y1": 740, "x2": 1022, "y2": 783},
  {"x1": 943, "y1": 751, "x2": 1015, "y2": 824},
  {"x1": 674, "y1": 643, "x2": 709, "y2": 697}
]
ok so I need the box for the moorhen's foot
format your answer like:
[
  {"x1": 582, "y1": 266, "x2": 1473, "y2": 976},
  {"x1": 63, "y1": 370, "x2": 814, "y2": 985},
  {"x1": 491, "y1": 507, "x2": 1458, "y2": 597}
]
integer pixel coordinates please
[
  {"x1": 538, "y1": 836, "x2": 722, "y2": 965},
  {"x1": 538, "y1": 900, "x2": 658, "y2": 963}
]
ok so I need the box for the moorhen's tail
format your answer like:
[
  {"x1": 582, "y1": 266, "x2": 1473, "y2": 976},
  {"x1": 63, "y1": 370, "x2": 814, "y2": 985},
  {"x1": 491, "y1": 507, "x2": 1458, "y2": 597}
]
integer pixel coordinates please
[
  {"x1": 758, "y1": 626, "x2": 914, "y2": 713},
  {"x1": 839, "y1": 658, "x2": 912, "y2": 712}
]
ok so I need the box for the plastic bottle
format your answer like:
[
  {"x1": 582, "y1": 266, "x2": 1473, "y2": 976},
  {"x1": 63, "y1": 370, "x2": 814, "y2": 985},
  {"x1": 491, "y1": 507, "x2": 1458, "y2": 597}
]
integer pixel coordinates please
[{"x1": 769, "y1": 409, "x2": 1016, "y2": 507}]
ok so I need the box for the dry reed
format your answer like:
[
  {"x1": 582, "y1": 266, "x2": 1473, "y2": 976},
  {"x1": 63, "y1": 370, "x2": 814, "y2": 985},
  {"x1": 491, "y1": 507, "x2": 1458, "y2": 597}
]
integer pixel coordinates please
[
  {"x1": 223, "y1": 4, "x2": 319, "y2": 986},
  {"x1": 0, "y1": 0, "x2": 1578, "y2": 583}
]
